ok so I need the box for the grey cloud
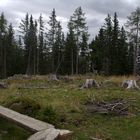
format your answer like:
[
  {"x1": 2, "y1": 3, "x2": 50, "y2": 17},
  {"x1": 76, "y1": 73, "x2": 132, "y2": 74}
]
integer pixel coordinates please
[{"x1": 0, "y1": 0, "x2": 139, "y2": 39}]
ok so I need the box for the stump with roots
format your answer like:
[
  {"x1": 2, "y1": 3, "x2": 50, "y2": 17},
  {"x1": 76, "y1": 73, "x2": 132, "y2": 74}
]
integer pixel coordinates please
[
  {"x1": 81, "y1": 79, "x2": 100, "y2": 89},
  {"x1": 122, "y1": 80, "x2": 140, "y2": 90},
  {"x1": 0, "y1": 82, "x2": 8, "y2": 89},
  {"x1": 49, "y1": 74, "x2": 59, "y2": 81}
]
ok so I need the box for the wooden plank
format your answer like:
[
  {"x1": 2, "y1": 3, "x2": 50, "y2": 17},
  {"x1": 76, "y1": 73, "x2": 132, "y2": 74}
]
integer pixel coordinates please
[{"x1": 0, "y1": 105, "x2": 54, "y2": 132}]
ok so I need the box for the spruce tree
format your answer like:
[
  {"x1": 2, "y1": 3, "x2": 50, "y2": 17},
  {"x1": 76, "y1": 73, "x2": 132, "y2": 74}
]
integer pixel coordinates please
[
  {"x1": 65, "y1": 20, "x2": 76, "y2": 74},
  {"x1": 0, "y1": 13, "x2": 7, "y2": 78},
  {"x1": 47, "y1": 9, "x2": 58, "y2": 73},
  {"x1": 70, "y1": 7, "x2": 89, "y2": 74},
  {"x1": 103, "y1": 14, "x2": 112, "y2": 75}
]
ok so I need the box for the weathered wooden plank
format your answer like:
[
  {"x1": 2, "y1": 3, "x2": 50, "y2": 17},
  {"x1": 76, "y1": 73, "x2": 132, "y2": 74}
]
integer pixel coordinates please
[{"x1": 0, "y1": 105, "x2": 54, "y2": 132}]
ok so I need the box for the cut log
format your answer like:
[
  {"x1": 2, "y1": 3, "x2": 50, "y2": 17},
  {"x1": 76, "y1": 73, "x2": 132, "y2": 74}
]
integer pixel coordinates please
[
  {"x1": 122, "y1": 80, "x2": 140, "y2": 90},
  {"x1": 81, "y1": 79, "x2": 100, "y2": 89}
]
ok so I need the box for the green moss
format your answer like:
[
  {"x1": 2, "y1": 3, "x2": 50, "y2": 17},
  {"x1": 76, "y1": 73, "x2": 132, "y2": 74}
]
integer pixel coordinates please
[{"x1": 0, "y1": 118, "x2": 31, "y2": 140}]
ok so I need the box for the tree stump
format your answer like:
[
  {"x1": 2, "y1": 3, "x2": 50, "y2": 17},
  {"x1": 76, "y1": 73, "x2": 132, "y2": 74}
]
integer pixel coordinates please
[
  {"x1": 81, "y1": 79, "x2": 100, "y2": 89},
  {"x1": 49, "y1": 74, "x2": 59, "y2": 81},
  {"x1": 0, "y1": 82, "x2": 8, "y2": 89},
  {"x1": 122, "y1": 80, "x2": 140, "y2": 90}
]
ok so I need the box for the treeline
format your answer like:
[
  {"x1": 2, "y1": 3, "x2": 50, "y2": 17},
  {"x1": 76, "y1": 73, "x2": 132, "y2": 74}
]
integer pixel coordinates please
[{"x1": 0, "y1": 7, "x2": 140, "y2": 78}]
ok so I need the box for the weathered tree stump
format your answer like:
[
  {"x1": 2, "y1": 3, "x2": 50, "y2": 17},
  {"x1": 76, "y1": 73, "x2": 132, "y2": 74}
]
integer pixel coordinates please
[
  {"x1": 49, "y1": 74, "x2": 59, "y2": 81},
  {"x1": 81, "y1": 79, "x2": 100, "y2": 89},
  {"x1": 122, "y1": 80, "x2": 140, "y2": 90},
  {"x1": 0, "y1": 82, "x2": 8, "y2": 89}
]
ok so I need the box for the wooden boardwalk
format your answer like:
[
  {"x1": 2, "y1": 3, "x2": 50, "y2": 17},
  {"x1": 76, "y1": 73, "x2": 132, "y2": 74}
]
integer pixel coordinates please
[{"x1": 0, "y1": 105, "x2": 54, "y2": 133}]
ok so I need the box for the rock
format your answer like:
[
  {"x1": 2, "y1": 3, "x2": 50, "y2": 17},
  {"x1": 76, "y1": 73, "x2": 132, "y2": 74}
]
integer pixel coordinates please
[
  {"x1": 28, "y1": 128, "x2": 73, "y2": 140},
  {"x1": 81, "y1": 79, "x2": 100, "y2": 89}
]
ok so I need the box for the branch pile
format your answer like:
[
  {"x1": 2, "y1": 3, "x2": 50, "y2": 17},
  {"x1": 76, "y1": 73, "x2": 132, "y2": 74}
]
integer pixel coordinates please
[{"x1": 85, "y1": 99, "x2": 129, "y2": 116}]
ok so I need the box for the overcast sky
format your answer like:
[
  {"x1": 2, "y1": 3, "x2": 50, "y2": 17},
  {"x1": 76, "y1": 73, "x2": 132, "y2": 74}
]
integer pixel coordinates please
[{"x1": 0, "y1": 0, "x2": 140, "y2": 39}]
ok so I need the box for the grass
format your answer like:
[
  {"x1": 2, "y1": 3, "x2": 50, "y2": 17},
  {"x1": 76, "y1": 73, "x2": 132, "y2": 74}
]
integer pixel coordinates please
[
  {"x1": 0, "y1": 118, "x2": 31, "y2": 140},
  {"x1": 0, "y1": 75, "x2": 140, "y2": 140}
]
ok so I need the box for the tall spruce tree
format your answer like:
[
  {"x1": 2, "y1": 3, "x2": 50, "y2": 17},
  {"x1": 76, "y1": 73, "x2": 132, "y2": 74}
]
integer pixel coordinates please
[
  {"x1": 79, "y1": 32, "x2": 89, "y2": 73},
  {"x1": 89, "y1": 28, "x2": 105, "y2": 74},
  {"x1": 112, "y1": 12, "x2": 120, "y2": 74},
  {"x1": 0, "y1": 13, "x2": 7, "y2": 78},
  {"x1": 103, "y1": 14, "x2": 112, "y2": 75},
  {"x1": 65, "y1": 19, "x2": 76, "y2": 74},
  {"x1": 19, "y1": 14, "x2": 38, "y2": 75},
  {"x1": 54, "y1": 21, "x2": 64, "y2": 74},
  {"x1": 38, "y1": 14, "x2": 44, "y2": 74},
  {"x1": 47, "y1": 9, "x2": 58, "y2": 73},
  {"x1": 70, "y1": 7, "x2": 89, "y2": 74}
]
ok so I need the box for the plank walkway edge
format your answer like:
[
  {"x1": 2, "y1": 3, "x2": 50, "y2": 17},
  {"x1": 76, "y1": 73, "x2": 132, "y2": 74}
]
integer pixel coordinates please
[
  {"x1": 0, "y1": 105, "x2": 72, "y2": 140},
  {"x1": 0, "y1": 105, "x2": 54, "y2": 132}
]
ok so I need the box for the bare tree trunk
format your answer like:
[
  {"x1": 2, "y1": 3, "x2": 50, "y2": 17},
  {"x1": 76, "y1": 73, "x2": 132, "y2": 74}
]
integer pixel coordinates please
[
  {"x1": 3, "y1": 38, "x2": 6, "y2": 78},
  {"x1": 36, "y1": 47, "x2": 39, "y2": 74},
  {"x1": 76, "y1": 48, "x2": 79, "y2": 74},
  {"x1": 26, "y1": 46, "x2": 32, "y2": 75},
  {"x1": 71, "y1": 48, "x2": 74, "y2": 75},
  {"x1": 33, "y1": 46, "x2": 36, "y2": 75}
]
